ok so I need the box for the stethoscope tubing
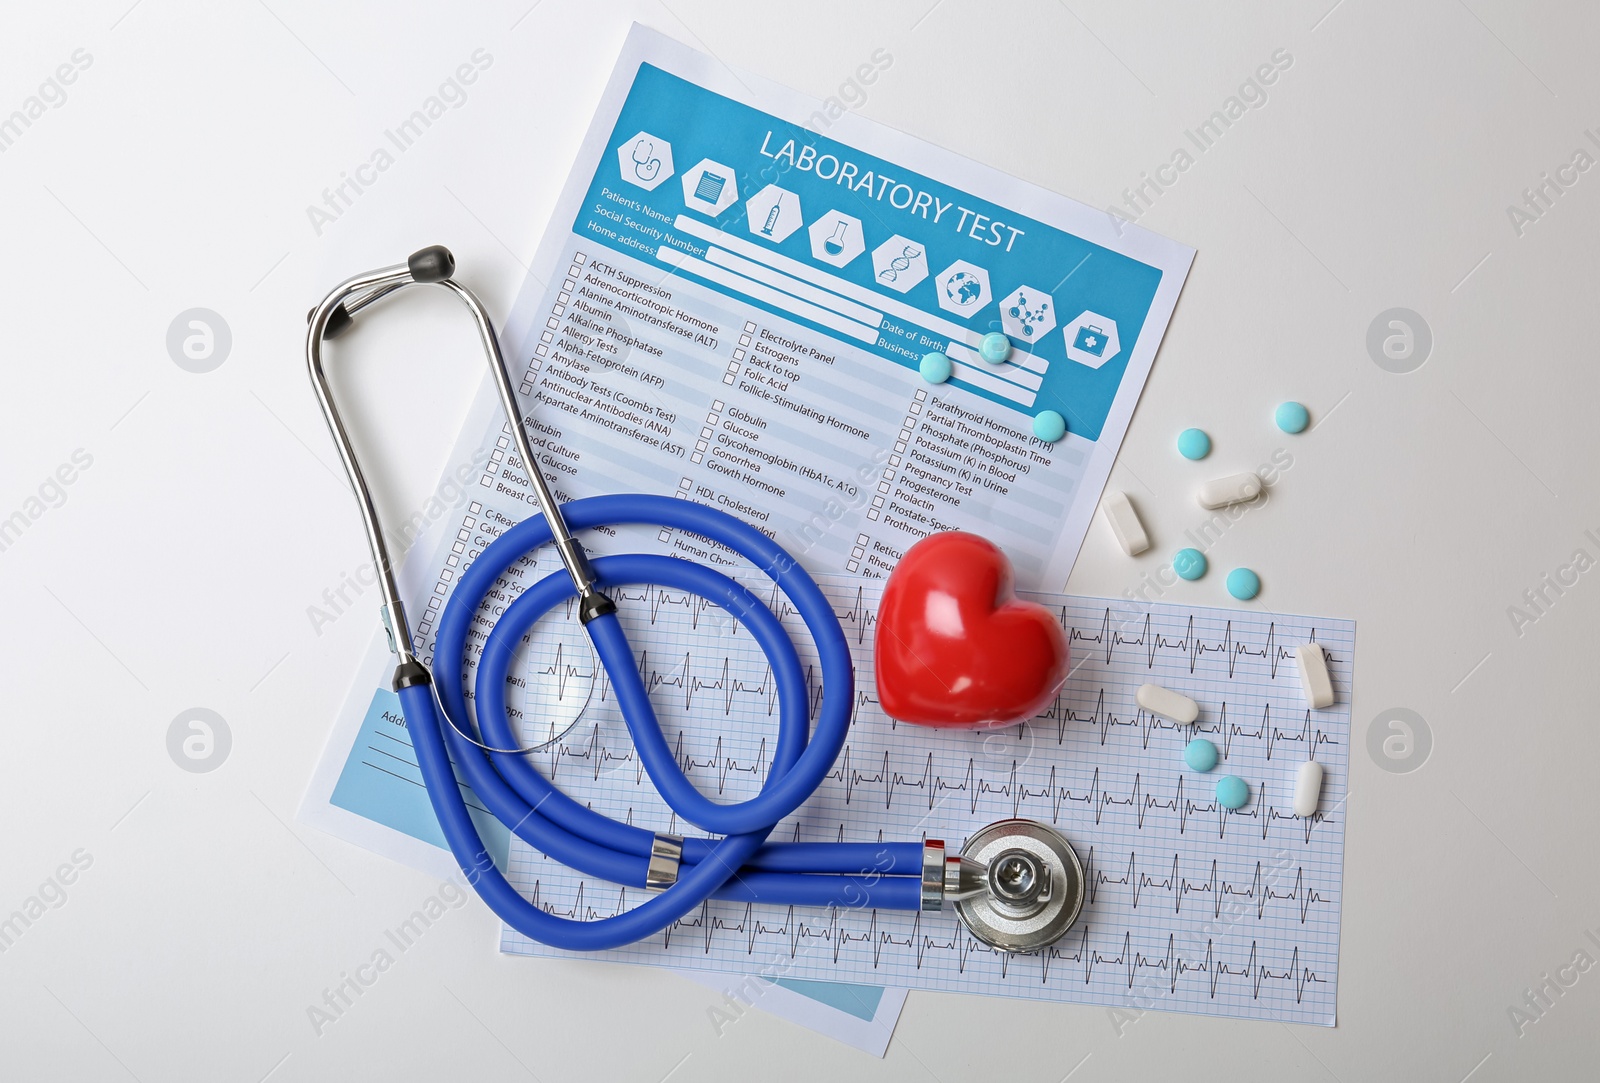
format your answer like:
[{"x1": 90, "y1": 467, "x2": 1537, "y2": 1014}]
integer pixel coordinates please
[{"x1": 409, "y1": 492, "x2": 923, "y2": 951}]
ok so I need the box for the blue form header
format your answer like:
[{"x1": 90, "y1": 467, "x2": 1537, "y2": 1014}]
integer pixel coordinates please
[{"x1": 574, "y1": 63, "x2": 1165, "y2": 441}]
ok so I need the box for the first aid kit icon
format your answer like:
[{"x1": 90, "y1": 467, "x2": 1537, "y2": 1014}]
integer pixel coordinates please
[
  {"x1": 1072, "y1": 323, "x2": 1108, "y2": 357},
  {"x1": 1063, "y1": 311, "x2": 1120, "y2": 368}
]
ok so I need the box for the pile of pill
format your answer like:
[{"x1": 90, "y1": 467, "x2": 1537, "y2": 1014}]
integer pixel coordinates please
[
  {"x1": 1139, "y1": 673, "x2": 1329, "y2": 817},
  {"x1": 919, "y1": 335, "x2": 1077, "y2": 447},
  {"x1": 1098, "y1": 400, "x2": 1312, "y2": 604}
]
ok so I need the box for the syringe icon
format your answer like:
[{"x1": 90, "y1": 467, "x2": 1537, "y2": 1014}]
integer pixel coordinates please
[{"x1": 760, "y1": 204, "x2": 781, "y2": 236}]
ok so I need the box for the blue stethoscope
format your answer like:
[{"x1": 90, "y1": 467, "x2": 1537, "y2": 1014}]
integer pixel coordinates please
[{"x1": 306, "y1": 247, "x2": 1084, "y2": 954}]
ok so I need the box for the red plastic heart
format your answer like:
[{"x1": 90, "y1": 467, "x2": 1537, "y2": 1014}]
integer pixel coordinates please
[{"x1": 874, "y1": 531, "x2": 1069, "y2": 729}]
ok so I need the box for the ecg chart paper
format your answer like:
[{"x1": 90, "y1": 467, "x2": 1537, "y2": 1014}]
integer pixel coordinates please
[{"x1": 496, "y1": 572, "x2": 1354, "y2": 1026}]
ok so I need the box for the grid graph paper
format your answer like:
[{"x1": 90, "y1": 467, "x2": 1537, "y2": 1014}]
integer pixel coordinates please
[{"x1": 493, "y1": 570, "x2": 1353, "y2": 1025}]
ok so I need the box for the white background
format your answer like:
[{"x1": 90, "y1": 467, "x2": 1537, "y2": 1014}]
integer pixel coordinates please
[{"x1": 2, "y1": 1, "x2": 1597, "y2": 1079}]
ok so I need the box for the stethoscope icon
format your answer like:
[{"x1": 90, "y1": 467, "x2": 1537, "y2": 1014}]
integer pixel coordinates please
[{"x1": 629, "y1": 138, "x2": 661, "y2": 182}]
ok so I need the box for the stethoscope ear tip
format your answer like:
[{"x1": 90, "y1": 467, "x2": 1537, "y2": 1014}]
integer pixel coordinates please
[
  {"x1": 307, "y1": 303, "x2": 354, "y2": 339},
  {"x1": 408, "y1": 245, "x2": 456, "y2": 283}
]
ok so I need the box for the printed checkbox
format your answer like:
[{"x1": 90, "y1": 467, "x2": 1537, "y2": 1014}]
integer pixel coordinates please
[
  {"x1": 452, "y1": 541, "x2": 465, "y2": 554},
  {"x1": 552, "y1": 304, "x2": 565, "y2": 317},
  {"x1": 691, "y1": 452, "x2": 704, "y2": 463},
  {"x1": 491, "y1": 450, "x2": 504, "y2": 463},
  {"x1": 573, "y1": 252, "x2": 586, "y2": 263},
  {"x1": 535, "y1": 345, "x2": 548, "y2": 358},
  {"x1": 899, "y1": 428, "x2": 911, "y2": 441},
  {"x1": 888, "y1": 455, "x2": 901, "y2": 467},
  {"x1": 563, "y1": 279, "x2": 575, "y2": 291},
  {"x1": 463, "y1": 517, "x2": 475, "y2": 528},
  {"x1": 894, "y1": 441, "x2": 906, "y2": 452},
  {"x1": 713, "y1": 399, "x2": 724, "y2": 410},
  {"x1": 884, "y1": 469, "x2": 896, "y2": 481},
  {"x1": 540, "y1": 331, "x2": 553, "y2": 343},
  {"x1": 680, "y1": 477, "x2": 692, "y2": 488},
  {"x1": 673, "y1": 489, "x2": 688, "y2": 498},
  {"x1": 434, "y1": 582, "x2": 447, "y2": 595},
  {"x1": 700, "y1": 426, "x2": 713, "y2": 438},
  {"x1": 871, "y1": 495, "x2": 885, "y2": 508},
  {"x1": 738, "y1": 334, "x2": 752, "y2": 346},
  {"x1": 458, "y1": 528, "x2": 471, "y2": 542},
  {"x1": 446, "y1": 554, "x2": 459, "y2": 568},
  {"x1": 558, "y1": 291, "x2": 570, "y2": 303},
  {"x1": 733, "y1": 348, "x2": 745, "y2": 361},
  {"x1": 909, "y1": 402, "x2": 923, "y2": 415},
  {"x1": 856, "y1": 533, "x2": 868, "y2": 545},
  {"x1": 568, "y1": 264, "x2": 581, "y2": 276},
  {"x1": 520, "y1": 382, "x2": 532, "y2": 395},
  {"x1": 851, "y1": 546, "x2": 865, "y2": 558},
  {"x1": 877, "y1": 480, "x2": 890, "y2": 493},
  {"x1": 695, "y1": 439, "x2": 708, "y2": 451},
  {"x1": 846, "y1": 560, "x2": 859, "y2": 572},
  {"x1": 480, "y1": 475, "x2": 493, "y2": 486},
  {"x1": 546, "y1": 316, "x2": 559, "y2": 329},
  {"x1": 427, "y1": 596, "x2": 441, "y2": 610},
  {"x1": 658, "y1": 529, "x2": 672, "y2": 542},
  {"x1": 743, "y1": 320, "x2": 756, "y2": 332},
  {"x1": 868, "y1": 509, "x2": 880, "y2": 521},
  {"x1": 497, "y1": 436, "x2": 509, "y2": 448},
  {"x1": 469, "y1": 502, "x2": 481, "y2": 513},
  {"x1": 722, "y1": 374, "x2": 736, "y2": 384}
]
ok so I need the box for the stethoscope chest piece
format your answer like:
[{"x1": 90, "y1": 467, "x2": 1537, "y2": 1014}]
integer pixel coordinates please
[{"x1": 954, "y1": 819, "x2": 1085, "y2": 953}]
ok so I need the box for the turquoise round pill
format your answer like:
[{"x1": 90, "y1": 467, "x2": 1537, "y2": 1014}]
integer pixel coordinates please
[
  {"x1": 1184, "y1": 737, "x2": 1218, "y2": 772},
  {"x1": 979, "y1": 332, "x2": 1011, "y2": 363},
  {"x1": 1173, "y1": 547, "x2": 1207, "y2": 581},
  {"x1": 1226, "y1": 567, "x2": 1260, "y2": 600},
  {"x1": 919, "y1": 351, "x2": 952, "y2": 384},
  {"x1": 1177, "y1": 428, "x2": 1211, "y2": 460},
  {"x1": 1216, "y1": 775, "x2": 1249, "y2": 809},
  {"x1": 1275, "y1": 401, "x2": 1309, "y2": 434},
  {"x1": 1032, "y1": 410, "x2": 1066, "y2": 443}
]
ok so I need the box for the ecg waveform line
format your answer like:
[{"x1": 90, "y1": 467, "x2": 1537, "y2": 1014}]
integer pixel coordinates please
[
  {"x1": 1080, "y1": 847, "x2": 1331, "y2": 922},
  {"x1": 450, "y1": 576, "x2": 1341, "y2": 689},
  {"x1": 519, "y1": 879, "x2": 1327, "y2": 1003},
  {"x1": 823, "y1": 749, "x2": 1338, "y2": 840},
  {"x1": 505, "y1": 637, "x2": 1339, "y2": 755},
  {"x1": 521, "y1": 720, "x2": 1340, "y2": 842}
]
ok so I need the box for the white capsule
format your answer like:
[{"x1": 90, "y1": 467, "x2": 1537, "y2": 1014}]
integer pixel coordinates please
[
  {"x1": 1100, "y1": 490, "x2": 1150, "y2": 556},
  {"x1": 1294, "y1": 643, "x2": 1335, "y2": 708},
  {"x1": 1293, "y1": 760, "x2": 1324, "y2": 817},
  {"x1": 1196, "y1": 472, "x2": 1263, "y2": 510},
  {"x1": 1136, "y1": 683, "x2": 1199, "y2": 724}
]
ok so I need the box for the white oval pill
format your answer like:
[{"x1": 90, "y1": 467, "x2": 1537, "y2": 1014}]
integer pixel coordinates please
[
  {"x1": 1294, "y1": 643, "x2": 1335, "y2": 708},
  {"x1": 1293, "y1": 760, "x2": 1324, "y2": 817},
  {"x1": 1101, "y1": 490, "x2": 1150, "y2": 556},
  {"x1": 1135, "y1": 683, "x2": 1199, "y2": 724},
  {"x1": 1196, "y1": 473, "x2": 1263, "y2": 510}
]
